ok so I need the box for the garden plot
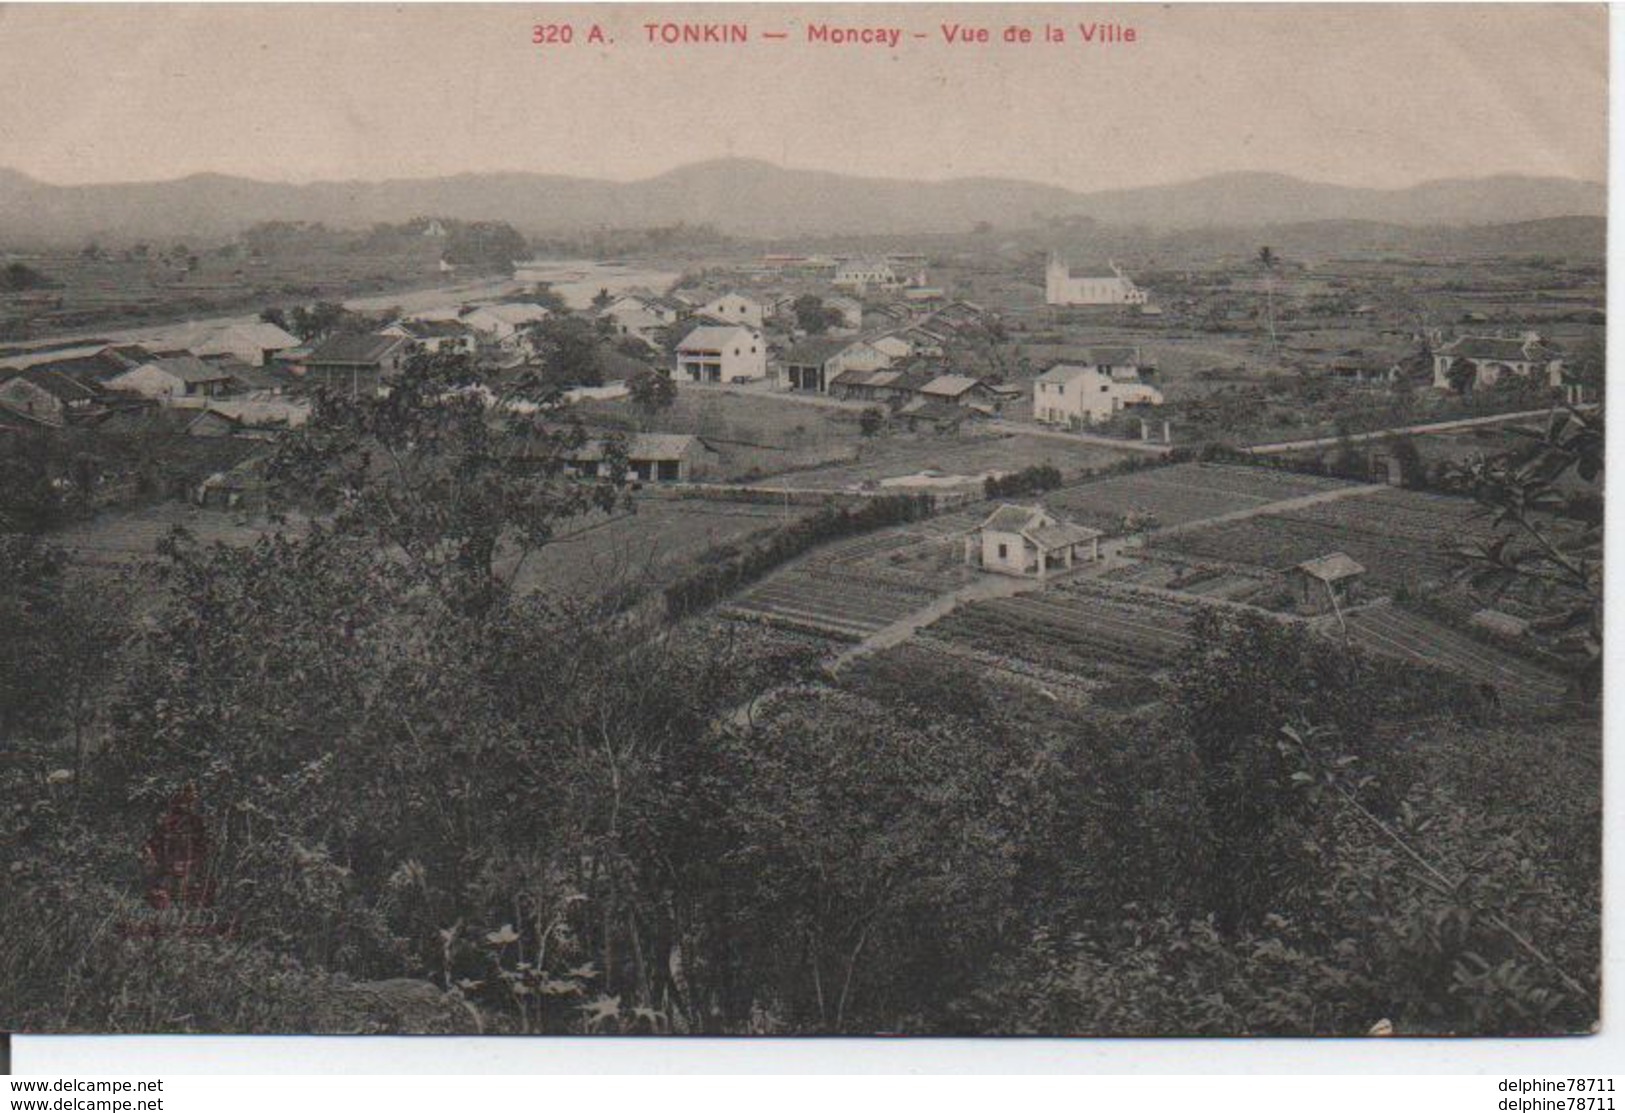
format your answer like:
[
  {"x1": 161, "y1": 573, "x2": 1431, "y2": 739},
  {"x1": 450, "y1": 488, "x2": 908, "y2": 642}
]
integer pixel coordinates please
[
  {"x1": 1045, "y1": 464, "x2": 1357, "y2": 533},
  {"x1": 752, "y1": 432, "x2": 1135, "y2": 494},
  {"x1": 1345, "y1": 603, "x2": 1569, "y2": 705},
  {"x1": 1151, "y1": 487, "x2": 1498, "y2": 589},
  {"x1": 723, "y1": 574, "x2": 934, "y2": 640},
  {"x1": 925, "y1": 580, "x2": 1206, "y2": 674}
]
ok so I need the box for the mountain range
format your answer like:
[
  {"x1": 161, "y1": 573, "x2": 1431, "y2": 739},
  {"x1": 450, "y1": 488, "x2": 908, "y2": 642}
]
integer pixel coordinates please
[{"x1": 0, "y1": 160, "x2": 1606, "y2": 243}]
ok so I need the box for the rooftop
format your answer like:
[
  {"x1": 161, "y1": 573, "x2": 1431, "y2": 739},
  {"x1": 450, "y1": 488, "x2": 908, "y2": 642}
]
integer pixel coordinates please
[
  {"x1": 677, "y1": 325, "x2": 757, "y2": 352},
  {"x1": 1296, "y1": 552, "x2": 1366, "y2": 581},
  {"x1": 305, "y1": 333, "x2": 408, "y2": 366}
]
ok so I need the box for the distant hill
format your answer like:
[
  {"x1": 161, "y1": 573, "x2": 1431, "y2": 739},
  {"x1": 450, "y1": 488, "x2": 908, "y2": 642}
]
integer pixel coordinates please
[{"x1": 0, "y1": 159, "x2": 1605, "y2": 244}]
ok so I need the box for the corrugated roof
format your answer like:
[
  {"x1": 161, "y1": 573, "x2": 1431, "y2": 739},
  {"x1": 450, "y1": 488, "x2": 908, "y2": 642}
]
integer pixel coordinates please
[
  {"x1": 193, "y1": 321, "x2": 300, "y2": 353},
  {"x1": 1442, "y1": 335, "x2": 1559, "y2": 362},
  {"x1": 465, "y1": 303, "x2": 551, "y2": 327},
  {"x1": 919, "y1": 374, "x2": 983, "y2": 398},
  {"x1": 980, "y1": 504, "x2": 1043, "y2": 533},
  {"x1": 574, "y1": 433, "x2": 710, "y2": 463},
  {"x1": 677, "y1": 325, "x2": 757, "y2": 352},
  {"x1": 1296, "y1": 552, "x2": 1365, "y2": 581},
  {"x1": 1, "y1": 367, "x2": 101, "y2": 402},
  {"x1": 390, "y1": 319, "x2": 473, "y2": 340},
  {"x1": 1036, "y1": 363, "x2": 1101, "y2": 383},
  {"x1": 306, "y1": 333, "x2": 408, "y2": 366},
  {"x1": 782, "y1": 337, "x2": 853, "y2": 366},
  {"x1": 131, "y1": 354, "x2": 233, "y2": 385},
  {"x1": 1026, "y1": 522, "x2": 1102, "y2": 549}
]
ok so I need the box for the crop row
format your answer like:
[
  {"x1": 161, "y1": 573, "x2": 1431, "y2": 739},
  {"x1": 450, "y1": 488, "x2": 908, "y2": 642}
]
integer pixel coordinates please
[
  {"x1": 727, "y1": 571, "x2": 930, "y2": 638},
  {"x1": 1346, "y1": 604, "x2": 1568, "y2": 703},
  {"x1": 1045, "y1": 464, "x2": 1354, "y2": 531},
  {"x1": 1154, "y1": 515, "x2": 1458, "y2": 587},
  {"x1": 928, "y1": 590, "x2": 1198, "y2": 673}
]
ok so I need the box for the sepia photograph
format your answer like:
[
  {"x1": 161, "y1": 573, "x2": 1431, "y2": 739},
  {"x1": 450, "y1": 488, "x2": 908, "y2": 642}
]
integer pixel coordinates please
[{"x1": 0, "y1": 2, "x2": 1607, "y2": 1043}]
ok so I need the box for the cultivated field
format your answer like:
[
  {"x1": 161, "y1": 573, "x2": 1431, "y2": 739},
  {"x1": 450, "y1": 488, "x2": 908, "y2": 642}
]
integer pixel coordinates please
[
  {"x1": 1149, "y1": 487, "x2": 1498, "y2": 588},
  {"x1": 924, "y1": 579, "x2": 1208, "y2": 675},
  {"x1": 751, "y1": 431, "x2": 1139, "y2": 493},
  {"x1": 1045, "y1": 463, "x2": 1358, "y2": 533},
  {"x1": 49, "y1": 502, "x2": 303, "y2": 569},
  {"x1": 509, "y1": 498, "x2": 810, "y2": 599},
  {"x1": 1345, "y1": 601, "x2": 1569, "y2": 706},
  {"x1": 722, "y1": 507, "x2": 990, "y2": 639}
]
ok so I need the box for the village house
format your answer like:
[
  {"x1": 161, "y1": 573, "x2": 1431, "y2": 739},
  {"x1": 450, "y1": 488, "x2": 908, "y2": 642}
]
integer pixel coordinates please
[
  {"x1": 917, "y1": 374, "x2": 997, "y2": 408},
  {"x1": 869, "y1": 333, "x2": 916, "y2": 361},
  {"x1": 964, "y1": 504, "x2": 1102, "y2": 578},
  {"x1": 1046, "y1": 257, "x2": 1149, "y2": 307},
  {"x1": 186, "y1": 321, "x2": 301, "y2": 367},
  {"x1": 380, "y1": 318, "x2": 478, "y2": 356},
  {"x1": 1289, "y1": 552, "x2": 1366, "y2": 615},
  {"x1": 0, "y1": 368, "x2": 105, "y2": 425},
  {"x1": 300, "y1": 333, "x2": 411, "y2": 398},
  {"x1": 459, "y1": 303, "x2": 551, "y2": 351},
  {"x1": 570, "y1": 433, "x2": 716, "y2": 483},
  {"x1": 898, "y1": 324, "x2": 950, "y2": 358},
  {"x1": 184, "y1": 400, "x2": 306, "y2": 441},
  {"x1": 674, "y1": 324, "x2": 766, "y2": 383},
  {"x1": 864, "y1": 304, "x2": 913, "y2": 333},
  {"x1": 779, "y1": 336, "x2": 891, "y2": 393},
  {"x1": 1033, "y1": 348, "x2": 1162, "y2": 427},
  {"x1": 828, "y1": 367, "x2": 908, "y2": 404},
  {"x1": 697, "y1": 292, "x2": 765, "y2": 329},
  {"x1": 828, "y1": 359, "x2": 946, "y2": 405},
  {"x1": 1, "y1": 342, "x2": 156, "y2": 382},
  {"x1": 599, "y1": 293, "x2": 687, "y2": 342},
  {"x1": 105, "y1": 354, "x2": 236, "y2": 404},
  {"x1": 1431, "y1": 332, "x2": 1564, "y2": 391}
]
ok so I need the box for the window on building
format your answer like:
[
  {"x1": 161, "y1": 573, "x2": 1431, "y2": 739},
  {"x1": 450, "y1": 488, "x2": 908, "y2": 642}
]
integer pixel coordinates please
[{"x1": 997, "y1": 543, "x2": 1008, "y2": 560}]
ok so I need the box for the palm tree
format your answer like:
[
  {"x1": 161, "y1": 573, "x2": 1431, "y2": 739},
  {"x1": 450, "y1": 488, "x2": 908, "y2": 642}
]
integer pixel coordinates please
[{"x1": 1257, "y1": 246, "x2": 1279, "y2": 355}]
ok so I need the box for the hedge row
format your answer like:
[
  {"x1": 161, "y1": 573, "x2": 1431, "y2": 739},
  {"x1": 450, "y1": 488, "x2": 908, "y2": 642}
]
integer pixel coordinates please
[{"x1": 664, "y1": 494, "x2": 934, "y2": 619}]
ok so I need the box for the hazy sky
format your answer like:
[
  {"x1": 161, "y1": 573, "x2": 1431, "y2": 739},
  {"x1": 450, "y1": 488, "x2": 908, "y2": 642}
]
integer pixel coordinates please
[{"x1": 0, "y1": 3, "x2": 1607, "y2": 190}]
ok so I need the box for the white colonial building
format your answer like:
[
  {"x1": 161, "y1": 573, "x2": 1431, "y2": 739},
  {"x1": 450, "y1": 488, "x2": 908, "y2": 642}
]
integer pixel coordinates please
[
  {"x1": 1432, "y1": 332, "x2": 1564, "y2": 392},
  {"x1": 1033, "y1": 348, "x2": 1163, "y2": 426},
  {"x1": 833, "y1": 259, "x2": 900, "y2": 292},
  {"x1": 697, "y1": 292, "x2": 765, "y2": 329},
  {"x1": 1045, "y1": 257, "x2": 1149, "y2": 306},
  {"x1": 674, "y1": 325, "x2": 767, "y2": 383},
  {"x1": 965, "y1": 504, "x2": 1102, "y2": 578}
]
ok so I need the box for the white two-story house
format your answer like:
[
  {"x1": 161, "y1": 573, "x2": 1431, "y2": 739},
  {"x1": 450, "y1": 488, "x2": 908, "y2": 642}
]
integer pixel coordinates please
[{"x1": 674, "y1": 325, "x2": 767, "y2": 384}]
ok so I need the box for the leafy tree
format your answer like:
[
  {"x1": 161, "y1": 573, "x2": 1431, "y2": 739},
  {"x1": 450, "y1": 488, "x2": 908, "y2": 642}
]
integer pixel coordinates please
[
  {"x1": 269, "y1": 349, "x2": 624, "y2": 611},
  {"x1": 530, "y1": 284, "x2": 569, "y2": 315},
  {"x1": 288, "y1": 301, "x2": 371, "y2": 343},
  {"x1": 1172, "y1": 610, "x2": 1414, "y2": 933},
  {"x1": 628, "y1": 368, "x2": 677, "y2": 425},
  {"x1": 792, "y1": 295, "x2": 841, "y2": 335},
  {"x1": 858, "y1": 407, "x2": 887, "y2": 437},
  {"x1": 709, "y1": 688, "x2": 1026, "y2": 1031},
  {"x1": 442, "y1": 221, "x2": 528, "y2": 274},
  {"x1": 1445, "y1": 356, "x2": 1478, "y2": 395},
  {"x1": 1446, "y1": 407, "x2": 1603, "y2": 699},
  {"x1": 524, "y1": 316, "x2": 604, "y2": 389}
]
